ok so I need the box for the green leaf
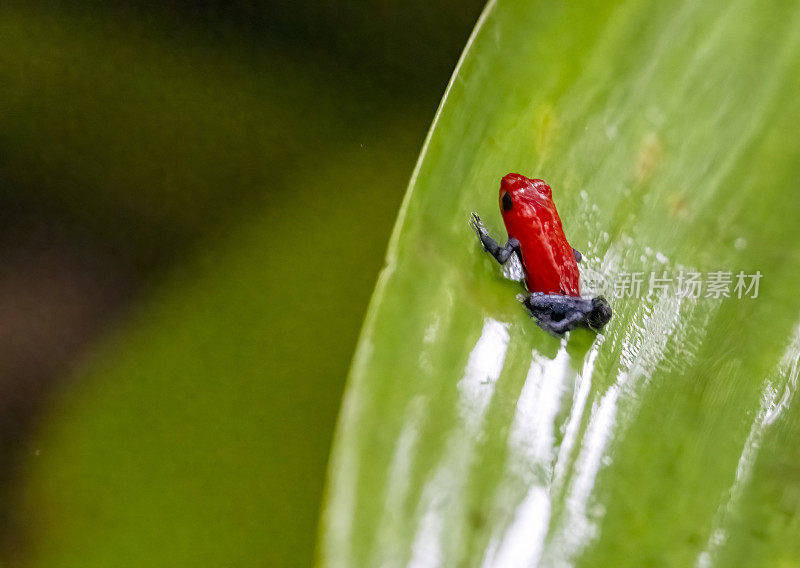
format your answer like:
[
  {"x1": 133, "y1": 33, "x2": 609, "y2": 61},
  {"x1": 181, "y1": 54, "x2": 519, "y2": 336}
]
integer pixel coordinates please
[{"x1": 321, "y1": 1, "x2": 800, "y2": 566}]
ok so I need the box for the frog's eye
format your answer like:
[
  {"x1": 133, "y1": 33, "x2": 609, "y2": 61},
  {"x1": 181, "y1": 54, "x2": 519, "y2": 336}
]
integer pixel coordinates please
[{"x1": 502, "y1": 191, "x2": 513, "y2": 211}]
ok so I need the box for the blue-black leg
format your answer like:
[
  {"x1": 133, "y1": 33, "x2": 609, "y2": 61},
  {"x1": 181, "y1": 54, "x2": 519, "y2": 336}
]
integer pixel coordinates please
[
  {"x1": 524, "y1": 294, "x2": 612, "y2": 334},
  {"x1": 535, "y1": 311, "x2": 587, "y2": 335},
  {"x1": 471, "y1": 213, "x2": 520, "y2": 264}
]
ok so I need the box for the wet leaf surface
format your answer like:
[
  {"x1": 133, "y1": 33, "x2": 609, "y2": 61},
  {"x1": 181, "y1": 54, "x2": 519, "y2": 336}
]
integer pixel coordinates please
[{"x1": 321, "y1": 1, "x2": 800, "y2": 566}]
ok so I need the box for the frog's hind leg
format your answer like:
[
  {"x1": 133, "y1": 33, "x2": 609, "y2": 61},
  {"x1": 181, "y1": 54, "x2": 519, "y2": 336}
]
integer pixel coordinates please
[
  {"x1": 470, "y1": 213, "x2": 520, "y2": 264},
  {"x1": 586, "y1": 296, "x2": 613, "y2": 329},
  {"x1": 531, "y1": 309, "x2": 586, "y2": 335},
  {"x1": 525, "y1": 294, "x2": 612, "y2": 334},
  {"x1": 524, "y1": 294, "x2": 592, "y2": 335}
]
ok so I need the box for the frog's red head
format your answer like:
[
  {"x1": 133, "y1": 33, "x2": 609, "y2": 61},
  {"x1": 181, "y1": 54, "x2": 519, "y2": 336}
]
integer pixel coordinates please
[
  {"x1": 498, "y1": 173, "x2": 580, "y2": 296},
  {"x1": 499, "y1": 173, "x2": 554, "y2": 220}
]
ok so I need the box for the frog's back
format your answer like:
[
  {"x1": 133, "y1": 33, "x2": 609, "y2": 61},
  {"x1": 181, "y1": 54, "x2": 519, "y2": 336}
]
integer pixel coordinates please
[
  {"x1": 499, "y1": 174, "x2": 581, "y2": 296},
  {"x1": 518, "y1": 225, "x2": 580, "y2": 295}
]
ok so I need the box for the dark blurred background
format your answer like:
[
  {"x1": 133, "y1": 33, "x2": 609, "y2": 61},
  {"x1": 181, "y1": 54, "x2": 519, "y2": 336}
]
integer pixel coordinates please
[{"x1": 0, "y1": 1, "x2": 484, "y2": 565}]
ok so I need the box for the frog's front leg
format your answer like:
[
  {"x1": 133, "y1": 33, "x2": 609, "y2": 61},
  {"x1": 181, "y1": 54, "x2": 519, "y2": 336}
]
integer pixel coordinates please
[{"x1": 471, "y1": 213, "x2": 520, "y2": 264}]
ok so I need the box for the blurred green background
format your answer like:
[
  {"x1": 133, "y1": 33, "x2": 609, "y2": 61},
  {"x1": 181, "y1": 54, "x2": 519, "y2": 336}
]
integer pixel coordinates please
[{"x1": 0, "y1": 1, "x2": 484, "y2": 565}]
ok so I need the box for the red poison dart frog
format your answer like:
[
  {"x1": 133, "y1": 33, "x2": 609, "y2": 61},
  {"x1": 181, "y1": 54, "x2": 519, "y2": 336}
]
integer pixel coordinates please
[{"x1": 471, "y1": 173, "x2": 612, "y2": 334}]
